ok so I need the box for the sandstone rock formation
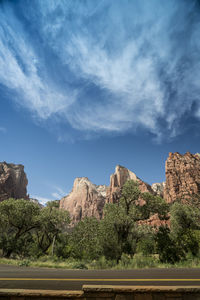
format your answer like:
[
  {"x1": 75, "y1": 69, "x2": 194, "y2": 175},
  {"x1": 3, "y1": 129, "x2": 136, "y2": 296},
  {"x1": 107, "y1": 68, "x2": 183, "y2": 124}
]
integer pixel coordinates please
[
  {"x1": 59, "y1": 177, "x2": 106, "y2": 223},
  {"x1": 164, "y1": 152, "x2": 200, "y2": 203},
  {"x1": 106, "y1": 165, "x2": 154, "y2": 204},
  {"x1": 60, "y1": 165, "x2": 157, "y2": 223},
  {"x1": 151, "y1": 182, "x2": 166, "y2": 197},
  {"x1": 139, "y1": 213, "x2": 170, "y2": 227},
  {"x1": 0, "y1": 162, "x2": 28, "y2": 202}
]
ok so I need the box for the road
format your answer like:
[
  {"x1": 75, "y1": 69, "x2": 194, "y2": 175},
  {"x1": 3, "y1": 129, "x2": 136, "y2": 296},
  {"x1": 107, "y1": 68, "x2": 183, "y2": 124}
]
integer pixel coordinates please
[{"x1": 0, "y1": 264, "x2": 200, "y2": 290}]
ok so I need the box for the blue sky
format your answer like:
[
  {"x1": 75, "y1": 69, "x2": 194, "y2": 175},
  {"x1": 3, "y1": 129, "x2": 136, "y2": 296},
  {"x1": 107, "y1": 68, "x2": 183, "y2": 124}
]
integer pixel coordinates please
[{"x1": 0, "y1": 0, "x2": 200, "y2": 204}]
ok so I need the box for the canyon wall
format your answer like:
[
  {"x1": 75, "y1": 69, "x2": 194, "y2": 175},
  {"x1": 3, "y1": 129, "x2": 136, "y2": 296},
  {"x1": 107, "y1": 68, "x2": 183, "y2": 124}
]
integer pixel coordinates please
[
  {"x1": 0, "y1": 162, "x2": 28, "y2": 202},
  {"x1": 59, "y1": 152, "x2": 200, "y2": 223},
  {"x1": 164, "y1": 152, "x2": 200, "y2": 203}
]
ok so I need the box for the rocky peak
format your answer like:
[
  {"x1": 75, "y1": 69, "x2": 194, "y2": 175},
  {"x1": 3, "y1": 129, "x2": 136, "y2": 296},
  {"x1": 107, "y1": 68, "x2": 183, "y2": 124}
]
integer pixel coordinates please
[
  {"x1": 0, "y1": 162, "x2": 28, "y2": 202},
  {"x1": 106, "y1": 165, "x2": 154, "y2": 204},
  {"x1": 164, "y1": 152, "x2": 200, "y2": 203},
  {"x1": 59, "y1": 177, "x2": 107, "y2": 224},
  {"x1": 111, "y1": 165, "x2": 138, "y2": 187},
  {"x1": 59, "y1": 165, "x2": 155, "y2": 223}
]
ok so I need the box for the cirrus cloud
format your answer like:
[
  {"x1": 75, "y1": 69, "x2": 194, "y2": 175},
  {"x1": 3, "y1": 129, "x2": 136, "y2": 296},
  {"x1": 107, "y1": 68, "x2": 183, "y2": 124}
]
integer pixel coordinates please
[{"x1": 0, "y1": 0, "x2": 200, "y2": 141}]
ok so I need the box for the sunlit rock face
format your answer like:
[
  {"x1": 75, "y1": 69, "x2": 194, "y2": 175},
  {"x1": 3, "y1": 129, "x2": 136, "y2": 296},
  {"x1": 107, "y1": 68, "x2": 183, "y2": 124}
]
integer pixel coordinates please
[
  {"x1": 59, "y1": 177, "x2": 106, "y2": 223},
  {"x1": 106, "y1": 165, "x2": 154, "y2": 204},
  {"x1": 164, "y1": 152, "x2": 200, "y2": 203},
  {"x1": 59, "y1": 165, "x2": 155, "y2": 223},
  {"x1": 151, "y1": 182, "x2": 166, "y2": 197},
  {"x1": 0, "y1": 162, "x2": 28, "y2": 202}
]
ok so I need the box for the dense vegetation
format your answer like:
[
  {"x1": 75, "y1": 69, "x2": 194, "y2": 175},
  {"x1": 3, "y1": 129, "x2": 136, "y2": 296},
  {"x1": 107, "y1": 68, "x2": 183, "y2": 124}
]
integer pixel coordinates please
[{"x1": 0, "y1": 180, "x2": 200, "y2": 269}]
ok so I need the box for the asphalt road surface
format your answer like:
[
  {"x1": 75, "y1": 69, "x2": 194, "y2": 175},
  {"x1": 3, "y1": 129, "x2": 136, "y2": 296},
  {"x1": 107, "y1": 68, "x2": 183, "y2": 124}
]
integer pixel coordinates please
[{"x1": 0, "y1": 264, "x2": 200, "y2": 290}]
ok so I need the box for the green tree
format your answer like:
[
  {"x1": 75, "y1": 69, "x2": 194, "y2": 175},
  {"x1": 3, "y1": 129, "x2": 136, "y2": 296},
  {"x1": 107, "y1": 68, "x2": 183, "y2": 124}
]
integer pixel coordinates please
[
  {"x1": 0, "y1": 198, "x2": 40, "y2": 258},
  {"x1": 170, "y1": 202, "x2": 200, "y2": 256},
  {"x1": 100, "y1": 180, "x2": 144, "y2": 261},
  {"x1": 120, "y1": 180, "x2": 141, "y2": 214},
  {"x1": 33, "y1": 204, "x2": 70, "y2": 256},
  {"x1": 136, "y1": 227, "x2": 156, "y2": 255},
  {"x1": 141, "y1": 193, "x2": 169, "y2": 220},
  {"x1": 155, "y1": 226, "x2": 184, "y2": 263},
  {"x1": 53, "y1": 232, "x2": 71, "y2": 258},
  {"x1": 70, "y1": 217, "x2": 101, "y2": 260}
]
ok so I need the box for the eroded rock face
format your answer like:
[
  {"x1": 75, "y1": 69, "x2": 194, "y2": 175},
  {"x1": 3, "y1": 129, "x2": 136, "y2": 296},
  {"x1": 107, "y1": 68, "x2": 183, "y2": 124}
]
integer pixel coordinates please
[
  {"x1": 106, "y1": 165, "x2": 154, "y2": 204},
  {"x1": 151, "y1": 182, "x2": 166, "y2": 197},
  {"x1": 0, "y1": 162, "x2": 28, "y2": 202},
  {"x1": 59, "y1": 177, "x2": 106, "y2": 223},
  {"x1": 164, "y1": 152, "x2": 200, "y2": 203}
]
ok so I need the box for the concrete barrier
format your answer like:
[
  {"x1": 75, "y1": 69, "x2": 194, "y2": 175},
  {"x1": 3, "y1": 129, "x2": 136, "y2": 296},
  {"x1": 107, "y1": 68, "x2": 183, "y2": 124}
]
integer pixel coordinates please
[{"x1": 0, "y1": 285, "x2": 200, "y2": 300}]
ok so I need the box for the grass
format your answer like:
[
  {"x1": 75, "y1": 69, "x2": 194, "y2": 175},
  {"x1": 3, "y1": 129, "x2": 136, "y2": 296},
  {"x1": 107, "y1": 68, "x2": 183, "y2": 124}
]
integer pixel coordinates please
[{"x1": 1, "y1": 254, "x2": 200, "y2": 270}]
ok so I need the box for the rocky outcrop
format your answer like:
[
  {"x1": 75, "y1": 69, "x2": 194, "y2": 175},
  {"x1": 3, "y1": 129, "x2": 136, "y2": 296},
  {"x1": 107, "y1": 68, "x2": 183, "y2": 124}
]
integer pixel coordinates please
[
  {"x1": 164, "y1": 152, "x2": 200, "y2": 203},
  {"x1": 106, "y1": 165, "x2": 154, "y2": 204},
  {"x1": 59, "y1": 177, "x2": 106, "y2": 223},
  {"x1": 151, "y1": 182, "x2": 166, "y2": 197},
  {"x1": 0, "y1": 162, "x2": 28, "y2": 202},
  {"x1": 139, "y1": 213, "x2": 170, "y2": 227}
]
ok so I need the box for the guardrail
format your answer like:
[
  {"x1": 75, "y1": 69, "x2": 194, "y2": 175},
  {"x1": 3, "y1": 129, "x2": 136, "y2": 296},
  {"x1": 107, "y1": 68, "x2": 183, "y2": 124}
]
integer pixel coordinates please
[{"x1": 0, "y1": 285, "x2": 200, "y2": 300}]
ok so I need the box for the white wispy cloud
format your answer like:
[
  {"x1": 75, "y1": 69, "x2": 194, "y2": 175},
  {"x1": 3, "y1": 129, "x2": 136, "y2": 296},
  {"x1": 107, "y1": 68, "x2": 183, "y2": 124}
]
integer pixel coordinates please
[
  {"x1": 0, "y1": 5, "x2": 76, "y2": 120},
  {"x1": 0, "y1": 0, "x2": 200, "y2": 140},
  {"x1": 51, "y1": 186, "x2": 67, "y2": 199},
  {"x1": 31, "y1": 195, "x2": 52, "y2": 205}
]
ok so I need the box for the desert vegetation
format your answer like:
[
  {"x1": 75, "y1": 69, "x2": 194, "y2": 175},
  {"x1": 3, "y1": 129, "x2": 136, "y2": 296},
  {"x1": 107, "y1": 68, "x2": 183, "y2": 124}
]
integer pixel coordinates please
[{"x1": 0, "y1": 180, "x2": 200, "y2": 269}]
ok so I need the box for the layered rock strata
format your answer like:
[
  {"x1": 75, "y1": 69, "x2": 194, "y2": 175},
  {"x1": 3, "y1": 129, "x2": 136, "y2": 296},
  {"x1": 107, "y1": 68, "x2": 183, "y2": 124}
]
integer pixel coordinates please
[
  {"x1": 164, "y1": 152, "x2": 200, "y2": 203},
  {"x1": 59, "y1": 177, "x2": 106, "y2": 223},
  {"x1": 0, "y1": 162, "x2": 28, "y2": 202}
]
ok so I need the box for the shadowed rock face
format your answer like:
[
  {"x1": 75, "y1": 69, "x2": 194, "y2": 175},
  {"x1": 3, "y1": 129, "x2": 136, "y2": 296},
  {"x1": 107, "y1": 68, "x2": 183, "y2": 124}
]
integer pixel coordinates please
[
  {"x1": 59, "y1": 177, "x2": 106, "y2": 224},
  {"x1": 164, "y1": 152, "x2": 200, "y2": 203},
  {"x1": 106, "y1": 165, "x2": 154, "y2": 204},
  {"x1": 0, "y1": 162, "x2": 28, "y2": 201}
]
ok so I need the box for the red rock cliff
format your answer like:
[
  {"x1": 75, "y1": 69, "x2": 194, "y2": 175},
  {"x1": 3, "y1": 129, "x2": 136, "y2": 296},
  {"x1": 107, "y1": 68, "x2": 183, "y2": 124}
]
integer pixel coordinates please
[
  {"x1": 164, "y1": 152, "x2": 200, "y2": 203},
  {"x1": 0, "y1": 162, "x2": 28, "y2": 201}
]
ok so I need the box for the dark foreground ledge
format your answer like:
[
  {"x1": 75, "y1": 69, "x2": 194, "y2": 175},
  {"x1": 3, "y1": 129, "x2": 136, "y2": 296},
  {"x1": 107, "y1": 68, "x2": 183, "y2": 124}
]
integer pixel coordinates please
[{"x1": 1, "y1": 285, "x2": 200, "y2": 300}]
